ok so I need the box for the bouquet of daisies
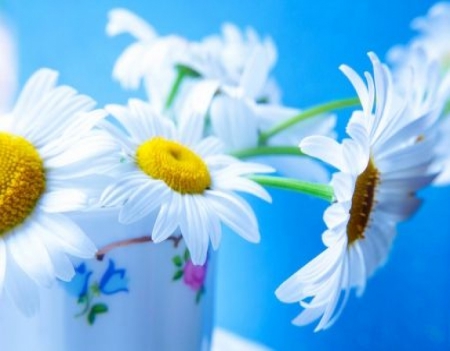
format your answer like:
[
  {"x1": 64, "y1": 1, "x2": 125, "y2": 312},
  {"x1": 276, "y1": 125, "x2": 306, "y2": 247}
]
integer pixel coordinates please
[{"x1": 1, "y1": 2, "x2": 449, "y2": 334}]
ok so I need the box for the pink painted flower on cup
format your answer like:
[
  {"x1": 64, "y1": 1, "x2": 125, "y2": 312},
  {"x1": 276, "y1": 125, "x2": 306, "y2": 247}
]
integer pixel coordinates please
[{"x1": 183, "y1": 260, "x2": 207, "y2": 291}]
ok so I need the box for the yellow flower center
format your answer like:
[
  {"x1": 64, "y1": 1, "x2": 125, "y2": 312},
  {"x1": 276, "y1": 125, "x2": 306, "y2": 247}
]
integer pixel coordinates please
[
  {"x1": 347, "y1": 158, "x2": 379, "y2": 245},
  {"x1": 0, "y1": 132, "x2": 46, "y2": 235},
  {"x1": 136, "y1": 137, "x2": 211, "y2": 194}
]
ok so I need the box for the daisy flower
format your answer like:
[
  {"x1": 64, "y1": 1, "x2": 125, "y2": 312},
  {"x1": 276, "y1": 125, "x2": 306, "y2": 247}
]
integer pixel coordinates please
[
  {"x1": 275, "y1": 52, "x2": 440, "y2": 331},
  {"x1": 388, "y1": 48, "x2": 450, "y2": 184},
  {"x1": 388, "y1": 3, "x2": 450, "y2": 185},
  {"x1": 98, "y1": 98, "x2": 273, "y2": 265},
  {"x1": 0, "y1": 69, "x2": 118, "y2": 315},
  {"x1": 388, "y1": 2, "x2": 450, "y2": 72},
  {"x1": 106, "y1": 8, "x2": 189, "y2": 111},
  {"x1": 182, "y1": 21, "x2": 280, "y2": 103}
]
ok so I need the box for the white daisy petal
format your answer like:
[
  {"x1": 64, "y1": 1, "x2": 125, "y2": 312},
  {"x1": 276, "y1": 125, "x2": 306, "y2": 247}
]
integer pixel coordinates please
[
  {"x1": 39, "y1": 189, "x2": 88, "y2": 213},
  {"x1": 239, "y1": 45, "x2": 272, "y2": 99},
  {"x1": 179, "y1": 195, "x2": 210, "y2": 265},
  {"x1": 111, "y1": 43, "x2": 150, "y2": 89},
  {"x1": 292, "y1": 305, "x2": 327, "y2": 327},
  {"x1": 37, "y1": 214, "x2": 96, "y2": 259},
  {"x1": 119, "y1": 180, "x2": 169, "y2": 224},
  {"x1": 276, "y1": 241, "x2": 345, "y2": 303},
  {"x1": 38, "y1": 231, "x2": 75, "y2": 282},
  {"x1": 107, "y1": 8, "x2": 157, "y2": 41},
  {"x1": 193, "y1": 136, "x2": 225, "y2": 158},
  {"x1": 300, "y1": 136, "x2": 345, "y2": 171},
  {"x1": 210, "y1": 95, "x2": 259, "y2": 150},
  {"x1": 197, "y1": 196, "x2": 222, "y2": 250},
  {"x1": 24, "y1": 89, "x2": 95, "y2": 145},
  {"x1": 152, "y1": 192, "x2": 181, "y2": 243},
  {"x1": 323, "y1": 203, "x2": 348, "y2": 230},
  {"x1": 0, "y1": 240, "x2": 7, "y2": 295},
  {"x1": 99, "y1": 172, "x2": 147, "y2": 206},
  {"x1": 11, "y1": 69, "x2": 58, "y2": 131},
  {"x1": 330, "y1": 172, "x2": 354, "y2": 202},
  {"x1": 96, "y1": 119, "x2": 137, "y2": 155},
  {"x1": 339, "y1": 64, "x2": 372, "y2": 114},
  {"x1": 6, "y1": 223, "x2": 55, "y2": 288},
  {"x1": 206, "y1": 190, "x2": 260, "y2": 243},
  {"x1": 178, "y1": 80, "x2": 220, "y2": 146},
  {"x1": 106, "y1": 103, "x2": 147, "y2": 142},
  {"x1": 4, "y1": 248, "x2": 40, "y2": 316},
  {"x1": 211, "y1": 160, "x2": 274, "y2": 178},
  {"x1": 352, "y1": 244, "x2": 367, "y2": 296},
  {"x1": 213, "y1": 176, "x2": 272, "y2": 203}
]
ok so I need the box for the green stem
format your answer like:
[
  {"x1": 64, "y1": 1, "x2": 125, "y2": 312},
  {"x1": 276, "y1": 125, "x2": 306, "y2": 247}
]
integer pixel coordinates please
[
  {"x1": 258, "y1": 97, "x2": 360, "y2": 145},
  {"x1": 232, "y1": 146, "x2": 304, "y2": 159},
  {"x1": 164, "y1": 65, "x2": 200, "y2": 110},
  {"x1": 443, "y1": 99, "x2": 450, "y2": 117},
  {"x1": 250, "y1": 175, "x2": 334, "y2": 202}
]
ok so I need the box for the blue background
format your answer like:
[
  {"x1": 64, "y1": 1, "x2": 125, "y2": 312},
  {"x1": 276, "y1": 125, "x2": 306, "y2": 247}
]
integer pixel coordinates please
[{"x1": 3, "y1": 0, "x2": 448, "y2": 350}]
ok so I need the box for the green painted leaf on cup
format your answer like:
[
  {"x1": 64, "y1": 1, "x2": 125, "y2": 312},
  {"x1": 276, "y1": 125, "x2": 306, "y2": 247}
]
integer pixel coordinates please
[
  {"x1": 184, "y1": 249, "x2": 190, "y2": 262},
  {"x1": 173, "y1": 270, "x2": 183, "y2": 281},
  {"x1": 172, "y1": 255, "x2": 183, "y2": 267},
  {"x1": 87, "y1": 303, "x2": 109, "y2": 325}
]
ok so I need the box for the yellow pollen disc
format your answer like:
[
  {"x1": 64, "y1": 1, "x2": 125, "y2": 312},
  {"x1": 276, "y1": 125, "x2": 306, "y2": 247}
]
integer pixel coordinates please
[
  {"x1": 347, "y1": 158, "x2": 379, "y2": 246},
  {"x1": 136, "y1": 137, "x2": 211, "y2": 194},
  {"x1": 0, "y1": 132, "x2": 46, "y2": 235}
]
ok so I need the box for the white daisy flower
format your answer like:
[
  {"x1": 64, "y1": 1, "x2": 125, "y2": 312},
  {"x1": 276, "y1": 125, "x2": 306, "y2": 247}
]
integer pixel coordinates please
[
  {"x1": 183, "y1": 22, "x2": 279, "y2": 103},
  {"x1": 0, "y1": 69, "x2": 117, "y2": 315},
  {"x1": 387, "y1": 3, "x2": 450, "y2": 185},
  {"x1": 388, "y1": 48, "x2": 450, "y2": 184},
  {"x1": 106, "y1": 8, "x2": 189, "y2": 111},
  {"x1": 275, "y1": 52, "x2": 439, "y2": 331},
  {"x1": 0, "y1": 15, "x2": 17, "y2": 113},
  {"x1": 388, "y1": 2, "x2": 450, "y2": 71},
  {"x1": 99, "y1": 99, "x2": 273, "y2": 265}
]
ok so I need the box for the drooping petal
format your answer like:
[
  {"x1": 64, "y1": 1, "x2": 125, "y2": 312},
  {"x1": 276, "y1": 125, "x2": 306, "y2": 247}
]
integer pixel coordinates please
[{"x1": 106, "y1": 8, "x2": 157, "y2": 41}]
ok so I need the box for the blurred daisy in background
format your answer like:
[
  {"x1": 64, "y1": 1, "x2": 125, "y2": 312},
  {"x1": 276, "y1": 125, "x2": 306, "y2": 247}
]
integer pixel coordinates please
[
  {"x1": 0, "y1": 69, "x2": 118, "y2": 314},
  {"x1": 388, "y1": 2, "x2": 450, "y2": 73},
  {"x1": 107, "y1": 8, "x2": 337, "y2": 183},
  {"x1": 106, "y1": 8, "x2": 189, "y2": 112},
  {"x1": 276, "y1": 52, "x2": 441, "y2": 331},
  {"x1": 98, "y1": 98, "x2": 273, "y2": 265},
  {"x1": 388, "y1": 2, "x2": 450, "y2": 184}
]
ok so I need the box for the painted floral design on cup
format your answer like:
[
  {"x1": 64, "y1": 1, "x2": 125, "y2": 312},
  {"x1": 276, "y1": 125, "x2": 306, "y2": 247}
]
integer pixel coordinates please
[
  {"x1": 62, "y1": 259, "x2": 129, "y2": 325},
  {"x1": 172, "y1": 249, "x2": 207, "y2": 303}
]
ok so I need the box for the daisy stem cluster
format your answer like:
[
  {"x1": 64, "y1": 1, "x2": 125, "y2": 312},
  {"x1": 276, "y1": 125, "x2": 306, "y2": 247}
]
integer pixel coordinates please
[
  {"x1": 249, "y1": 175, "x2": 334, "y2": 202},
  {"x1": 257, "y1": 97, "x2": 361, "y2": 145},
  {"x1": 230, "y1": 99, "x2": 364, "y2": 203}
]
